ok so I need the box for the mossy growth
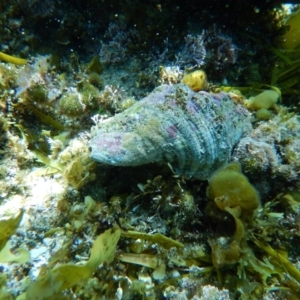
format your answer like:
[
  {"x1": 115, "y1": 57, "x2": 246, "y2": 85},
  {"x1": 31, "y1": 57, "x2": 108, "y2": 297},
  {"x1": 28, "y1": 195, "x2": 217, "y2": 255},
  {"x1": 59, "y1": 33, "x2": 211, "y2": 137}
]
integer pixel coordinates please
[
  {"x1": 206, "y1": 162, "x2": 260, "y2": 219},
  {"x1": 77, "y1": 80, "x2": 99, "y2": 105},
  {"x1": 59, "y1": 81, "x2": 99, "y2": 116},
  {"x1": 59, "y1": 92, "x2": 85, "y2": 116},
  {"x1": 88, "y1": 72, "x2": 104, "y2": 89},
  {"x1": 129, "y1": 280, "x2": 147, "y2": 298},
  {"x1": 206, "y1": 163, "x2": 260, "y2": 269},
  {"x1": 27, "y1": 84, "x2": 47, "y2": 102}
]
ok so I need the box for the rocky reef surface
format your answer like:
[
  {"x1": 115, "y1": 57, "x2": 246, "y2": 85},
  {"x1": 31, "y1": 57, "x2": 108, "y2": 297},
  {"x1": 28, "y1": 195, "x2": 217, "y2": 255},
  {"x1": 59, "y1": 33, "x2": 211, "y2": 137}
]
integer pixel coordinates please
[{"x1": 1, "y1": 1, "x2": 300, "y2": 299}]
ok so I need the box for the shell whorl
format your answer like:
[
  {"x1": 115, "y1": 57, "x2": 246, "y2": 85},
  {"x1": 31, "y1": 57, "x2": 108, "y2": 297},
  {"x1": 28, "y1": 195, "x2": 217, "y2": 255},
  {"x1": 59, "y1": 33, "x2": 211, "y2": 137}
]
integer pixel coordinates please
[{"x1": 90, "y1": 84, "x2": 251, "y2": 179}]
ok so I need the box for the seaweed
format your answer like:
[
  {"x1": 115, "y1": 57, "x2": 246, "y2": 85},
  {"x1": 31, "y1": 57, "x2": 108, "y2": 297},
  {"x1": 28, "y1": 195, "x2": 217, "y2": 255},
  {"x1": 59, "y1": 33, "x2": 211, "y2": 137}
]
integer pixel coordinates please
[
  {"x1": 17, "y1": 228, "x2": 121, "y2": 300},
  {"x1": 0, "y1": 52, "x2": 27, "y2": 65},
  {"x1": 0, "y1": 210, "x2": 29, "y2": 270},
  {"x1": 121, "y1": 230, "x2": 184, "y2": 250},
  {"x1": 0, "y1": 210, "x2": 24, "y2": 251}
]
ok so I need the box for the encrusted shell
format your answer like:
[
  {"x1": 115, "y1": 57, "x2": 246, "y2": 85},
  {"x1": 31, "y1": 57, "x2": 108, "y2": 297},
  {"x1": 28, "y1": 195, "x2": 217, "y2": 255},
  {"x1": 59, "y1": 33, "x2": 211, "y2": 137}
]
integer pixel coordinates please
[{"x1": 90, "y1": 84, "x2": 251, "y2": 179}]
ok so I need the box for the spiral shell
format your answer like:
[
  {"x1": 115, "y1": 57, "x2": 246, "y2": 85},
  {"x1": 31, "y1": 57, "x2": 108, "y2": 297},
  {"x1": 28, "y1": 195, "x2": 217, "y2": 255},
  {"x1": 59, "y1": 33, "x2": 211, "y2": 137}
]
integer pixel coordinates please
[{"x1": 90, "y1": 84, "x2": 251, "y2": 179}]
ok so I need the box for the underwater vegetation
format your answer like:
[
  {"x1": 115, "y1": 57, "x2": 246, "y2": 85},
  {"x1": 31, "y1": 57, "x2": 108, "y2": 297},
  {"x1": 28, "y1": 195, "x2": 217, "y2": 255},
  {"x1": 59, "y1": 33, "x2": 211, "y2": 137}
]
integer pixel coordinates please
[
  {"x1": 280, "y1": 7, "x2": 300, "y2": 50},
  {"x1": 0, "y1": 52, "x2": 27, "y2": 65},
  {"x1": 1, "y1": 1, "x2": 300, "y2": 299},
  {"x1": 267, "y1": 7, "x2": 300, "y2": 102},
  {"x1": 17, "y1": 227, "x2": 121, "y2": 300}
]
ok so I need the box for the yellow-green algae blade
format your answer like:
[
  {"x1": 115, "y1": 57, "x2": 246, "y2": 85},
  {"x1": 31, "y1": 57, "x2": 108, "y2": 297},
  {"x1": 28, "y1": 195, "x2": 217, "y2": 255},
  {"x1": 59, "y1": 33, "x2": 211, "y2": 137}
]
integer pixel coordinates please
[
  {"x1": 0, "y1": 210, "x2": 24, "y2": 251},
  {"x1": 121, "y1": 230, "x2": 183, "y2": 249},
  {"x1": 254, "y1": 239, "x2": 300, "y2": 284},
  {"x1": 0, "y1": 241, "x2": 30, "y2": 264},
  {"x1": 0, "y1": 51, "x2": 27, "y2": 65}
]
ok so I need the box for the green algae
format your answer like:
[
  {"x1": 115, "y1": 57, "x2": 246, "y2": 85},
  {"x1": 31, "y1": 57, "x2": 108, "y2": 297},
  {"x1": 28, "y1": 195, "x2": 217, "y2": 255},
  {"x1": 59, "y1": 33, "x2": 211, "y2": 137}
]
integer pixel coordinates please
[
  {"x1": 0, "y1": 210, "x2": 29, "y2": 270},
  {"x1": 59, "y1": 92, "x2": 86, "y2": 116},
  {"x1": 254, "y1": 239, "x2": 300, "y2": 284},
  {"x1": 0, "y1": 5, "x2": 299, "y2": 298},
  {"x1": 0, "y1": 241, "x2": 30, "y2": 264},
  {"x1": 31, "y1": 150, "x2": 64, "y2": 173},
  {"x1": 27, "y1": 84, "x2": 47, "y2": 103},
  {"x1": 206, "y1": 162, "x2": 260, "y2": 219},
  {"x1": 26, "y1": 104, "x2": 65, "y2": 131},
  {"x1": 0, "y1": 210, "x2": 24, "y2": 251},
  {"x1": 59, "y1": 81, "x2": 99, "y2": 116},
  {"x1": 88, "y1": 72, "x2": 103, "y2": 89},
  {"x1": 0, "y1": 52, "x2": 27, "y2": 65},
  {"x1": 86, "y1": 56, "x2": 103, "y2": 74},
  {"x1": 121, "y1": 230, "x2": 184, "y2": 250}
]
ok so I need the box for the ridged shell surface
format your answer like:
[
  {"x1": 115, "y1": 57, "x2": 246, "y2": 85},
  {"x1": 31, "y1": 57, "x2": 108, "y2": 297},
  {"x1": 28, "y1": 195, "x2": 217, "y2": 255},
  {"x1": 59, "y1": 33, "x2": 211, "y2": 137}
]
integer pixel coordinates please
[{"x1": 90, "y1": 84, "x2": 251, "y2": 179}]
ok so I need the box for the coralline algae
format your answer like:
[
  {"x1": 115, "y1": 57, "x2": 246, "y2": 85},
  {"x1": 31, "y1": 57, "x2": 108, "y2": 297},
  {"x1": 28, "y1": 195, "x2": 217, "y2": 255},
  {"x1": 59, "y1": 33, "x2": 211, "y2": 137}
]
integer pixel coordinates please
[{"x1": 90, "y1": 84, "x2": 251, "y2": 179}]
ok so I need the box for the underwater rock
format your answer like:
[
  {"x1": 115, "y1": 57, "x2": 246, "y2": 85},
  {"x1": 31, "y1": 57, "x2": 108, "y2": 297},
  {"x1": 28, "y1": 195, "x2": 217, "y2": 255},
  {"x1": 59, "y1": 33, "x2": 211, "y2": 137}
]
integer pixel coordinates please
[{"x1": 90, "y1": 84, "x2": 251, "y2": 179}]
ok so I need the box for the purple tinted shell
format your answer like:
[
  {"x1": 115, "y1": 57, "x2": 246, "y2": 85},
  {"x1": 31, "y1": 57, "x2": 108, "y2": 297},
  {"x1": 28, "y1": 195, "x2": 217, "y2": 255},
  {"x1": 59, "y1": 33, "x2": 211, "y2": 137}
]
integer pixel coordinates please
[{"x1": 90, "y1": 84, "x2": 251, "y2": 179}]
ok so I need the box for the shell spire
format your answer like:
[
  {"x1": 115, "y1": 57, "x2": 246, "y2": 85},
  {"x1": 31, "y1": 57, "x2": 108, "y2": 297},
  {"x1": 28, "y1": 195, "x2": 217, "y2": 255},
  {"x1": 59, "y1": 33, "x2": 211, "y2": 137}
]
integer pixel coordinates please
[{"x1": 90, "y1": 84, "x2": 251, "y2": 179}]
